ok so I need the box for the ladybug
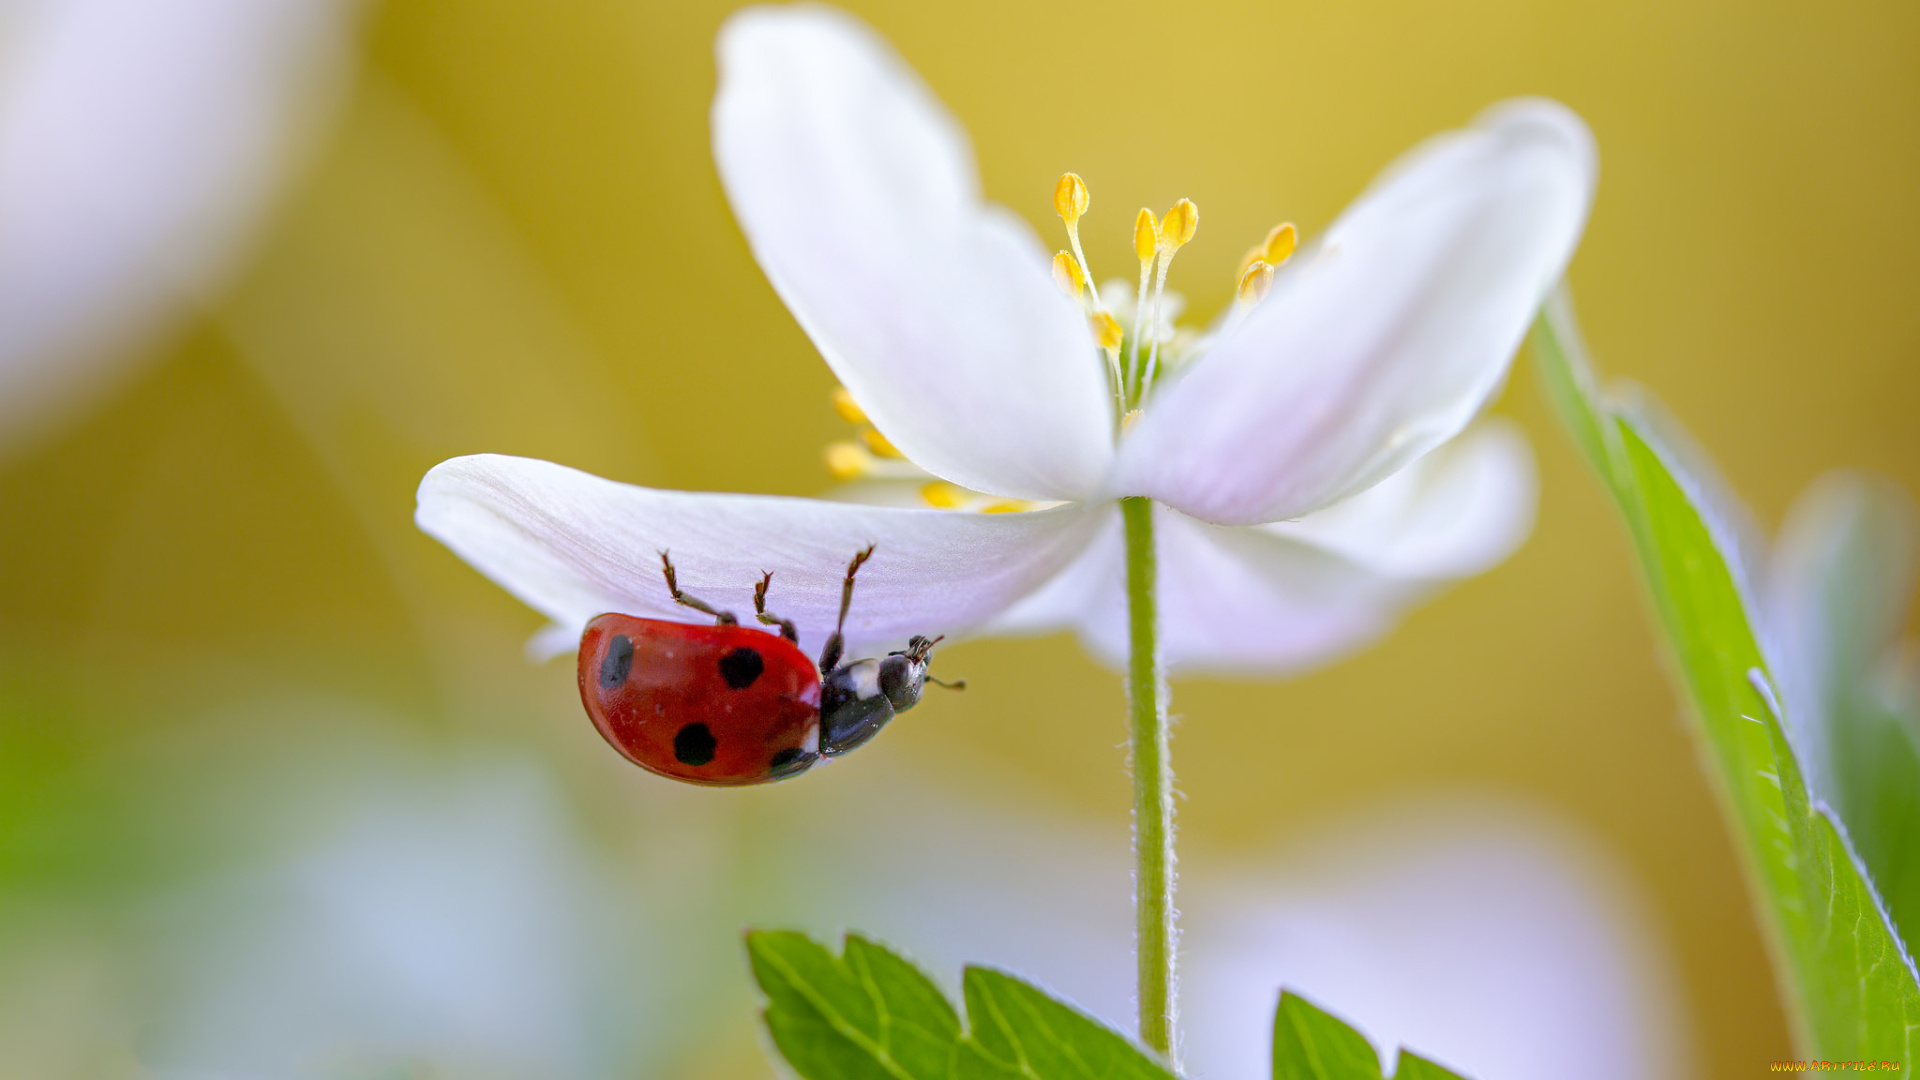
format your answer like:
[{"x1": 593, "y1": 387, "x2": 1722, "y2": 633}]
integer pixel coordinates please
[{"x1": 576, "y1": 545, "x2": 962, "y2": 785}]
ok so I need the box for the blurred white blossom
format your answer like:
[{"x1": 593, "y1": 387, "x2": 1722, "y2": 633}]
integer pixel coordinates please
[{"x1": 0, "y1": 0, "x2": 359, "y2": 453}]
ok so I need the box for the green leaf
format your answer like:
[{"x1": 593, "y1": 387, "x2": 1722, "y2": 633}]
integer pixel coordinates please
[
  {"x1": 955, "y1": 967, "x2": 1172, "y2": 1080},
  {"x1": 748, "y1": 932, "x2": 1173, "y2": 1080},
  {"x1": 1270, "y1": 993, "x2": 1468, "y2": 1080},
  {"x1": 747, "y1": 934, "x2": 1480, "y2": 1080},
  {"x1": 1531, "y1": 288, "x2": 1920, "y2": 1059},
  {"x1": 1271, "y1": 993, "x2": 1382, "y2": 1080},
  {"x1": 747, "y1": 930, "x2": 962, "y2": 1080},
  {"x1": 1388, "y1": 1055, "x2": 1468, "y2": 1080}
]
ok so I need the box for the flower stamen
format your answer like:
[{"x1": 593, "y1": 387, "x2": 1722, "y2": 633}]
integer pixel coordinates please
[
  {"x1": 826, "y1": 441, "x2": 926, "y2": 481},
  {"x1": 1230, "y1": 222, "x2": 1297, "y2": 330},
  {"x1": 1052, "y1": 250, "x2": 1086, "y2": 299},
  {"x1": 831, "y1": 386, "x2": 867, "y2": 424},
  {"x1": 1262, "y1": 222, "x2": 1298, "y2": 266},
  {"x1": 1142, "y1": 198, "x2": 1197, "y2": 400},
  {"x1": 920, "y1": 480, "x2": 1043, "y2": 514},
  {"x1": 1237, "y1": 259, "x2": 1275, "y2": 306},
  {"x1": 860, "y1": 426, "x2": 904, "y2": 458},
  {"x1": 826, "y1": 387, "x2": 926, "y2": 480},
  {"x1": 826, "y1": 441, "x2": 869, "y2": 480},
  {"x1": 920, "y1": 480, "x2": 970, "y2": 508},
  {"x1": 1053, "y1": 173, "x2": 1100, "y2": 313},
  {"x1": 1127, "y1": 207, "x2": 1160, "y2": 402},
  {"x1": 1054, "y1": 171, "x2": 1126, "y2": 428}
]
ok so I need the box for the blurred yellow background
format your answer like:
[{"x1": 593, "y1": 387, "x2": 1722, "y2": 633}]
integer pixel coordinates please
[{"x1": 2, "y1": 0, "x2": 1917, "y2": 1076}]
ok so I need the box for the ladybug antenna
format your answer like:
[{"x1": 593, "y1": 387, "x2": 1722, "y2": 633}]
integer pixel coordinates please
[
  {"x1": 927, "y1": 675, "x2": 966, "y2": 692},
  {"x1": 892, "y1": 634, "x2": 943, "y2": 662},
  {"x1": 917, "y1": 634, "x2": 945, "y2": 661}
]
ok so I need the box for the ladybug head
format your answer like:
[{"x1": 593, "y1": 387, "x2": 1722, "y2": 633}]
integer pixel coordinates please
[{"x1": 879, "y1": 635, "x2": 946, "y2": 712}]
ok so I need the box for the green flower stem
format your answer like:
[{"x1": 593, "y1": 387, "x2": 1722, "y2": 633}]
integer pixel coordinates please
[{"x1": 1121, "y1": 494, "x2": 1175, "y2": 1061}]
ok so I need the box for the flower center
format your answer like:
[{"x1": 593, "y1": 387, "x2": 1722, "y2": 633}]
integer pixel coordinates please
[
  {"x1": 1048, "y1": 172, "x2": 1298, "y2": 424},
  {"x1": 817, "y1": 176, "x2": 1299, "y2": 513}
]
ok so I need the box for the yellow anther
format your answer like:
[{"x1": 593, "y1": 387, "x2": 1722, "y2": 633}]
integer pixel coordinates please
[
  {"x1": 980, "y1": 500, "x2": 1027, "y2": 514},
  {"x1": 1121, "y1": 408, "x2": 1144, "y2": 431},
  {"x1": 1133, "y1": 208, "x2": 1160, "y2": 263},
  {"x1": 1160, "y1": 198, "x2": 1198, "y2": 250},
  {"x1": 921, "y1": 481, "x2": 970, "y2": 509},
  {"x1": 1052, "y1": 250, "x2": 1085, "y2": 298},
  {"x1": 825, "y1": 442, "x2": 870, "y2": 481},
  {"x1": 1237, "y1": 259, "x2": 1275, "y2": 304},
  {"x1": 1054, "y1": 173, "x2": 1090, "y2": 223},
  {"x1": 830, "y1": 386, "x2": 866, "y2": 425},
  {"x1": 1091, "y1": 311, "x2": 1124, "y2": 350},
  {"x1": 860, "y1": 426, "x2": 903, "y2": 458},
  {"x1": 1263, "y1": 222, "x2": 1298, "y2": 266}
]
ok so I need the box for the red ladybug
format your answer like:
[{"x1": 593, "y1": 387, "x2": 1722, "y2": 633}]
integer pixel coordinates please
[{"x1": 577, "y1": 545, "x2": 962, "y2": 785}]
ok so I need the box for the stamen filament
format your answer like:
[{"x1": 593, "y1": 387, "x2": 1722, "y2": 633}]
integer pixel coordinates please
[
  {"x1": 1128, "y1": 259, "x2": 1152, "y2": 401},
  {"x1": 1142, "y1": 250, "x2": 1173, "y2": 402},
  {"x1": 1055, "y1": 172, "x2": 1128, "y2": 434},
  {"x1": 1141, "y1": 199, "x2": 1197, "y2": 402},
  {"x1": 1055, "y1": 174, "x2": 1106, "y2": 317},
  {"x1": 1127, "y1": 208, "x2": 1160, "y2": 404}
]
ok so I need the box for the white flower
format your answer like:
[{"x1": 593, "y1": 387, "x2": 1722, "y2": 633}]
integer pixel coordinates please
[
  {"x1": 416, "y1": 4, "x2": 1595, "y2": 672},
  {"x1": 0, "y1": 0, "x2": 357, "y2": 455}
]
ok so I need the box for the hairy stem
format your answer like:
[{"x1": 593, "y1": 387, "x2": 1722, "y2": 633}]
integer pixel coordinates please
[{"x1": 1121, "y1": 495, "x2": 1175, "y2": 1060}]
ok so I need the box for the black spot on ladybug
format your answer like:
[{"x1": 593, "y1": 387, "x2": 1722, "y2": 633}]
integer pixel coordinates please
[
  {"x1": 769, "y1": 746, "x2": 805, "y2": 770},
  {"x1": 674, "y1": 722, "x2": 718, "y2": 766},
  {"x1": 717, "y1": 646, "x2": 764, "y2": 690},
  {"x1": 600, "y1": 634, "x2": 633, "y2": 689}
]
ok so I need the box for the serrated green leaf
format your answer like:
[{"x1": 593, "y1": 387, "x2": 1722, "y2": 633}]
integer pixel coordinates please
[
  {"x1": 747, "y1": 930, "x2": 961, "y2": 1080},
  {"x1": 747, "y1": 934, "x2": 1476, "y2": 1080},
  {"x1": 955, "y1": 967, "x2": 1174, "y2": 1080},
  {"x1": 1531, "y1": 289, "x2": 1920, "y2": 1059},
  {"x1": 747, "y1": 932, "x2": 1172, "y2": 1080}
]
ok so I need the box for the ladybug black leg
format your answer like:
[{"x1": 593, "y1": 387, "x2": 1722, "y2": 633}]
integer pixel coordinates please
[
  {"x1": 753, "y1": 571, "x2": 799, "y2": 643},
  {"x1": 659, "y1": 551, "x2": 738, "y2": 626},
  {"x1": 817, "y1": 544, "x2": 874, "y2": 675}
]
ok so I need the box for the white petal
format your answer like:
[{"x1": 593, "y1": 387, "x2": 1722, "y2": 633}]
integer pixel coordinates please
[
  {"x1": 0, "y1": 0, "x2": 355, "y2": 452},
  {"x1": 1266, "y1": 419, "x2": 1536, "y2": 580},
  {"x1": 416, "y1": 455, "x2": 1101, "y2": 659},
  {"x1": 992, "y1": 507, "x2": 1409, "y2": 674},
  {"x1": 1112, "y1": 100, "x2": 1595, "y2": 525},
  {"x1": 713, "y1": 6, "x2": 1113, "y2": 501},
  {"x1": 995, "y1": 421, "x2": 1530, "y2": 675}
]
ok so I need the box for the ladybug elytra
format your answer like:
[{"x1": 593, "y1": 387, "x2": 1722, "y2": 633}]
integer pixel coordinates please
[{"x1": 577, "y1": 546, "x2": 961, "y2": 785}]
